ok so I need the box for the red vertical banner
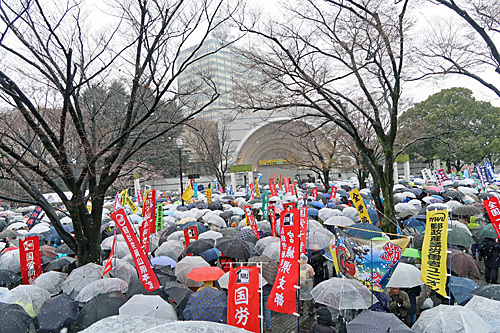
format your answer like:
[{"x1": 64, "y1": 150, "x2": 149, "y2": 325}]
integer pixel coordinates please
[
  {"x1": 267, "y1": 207, "x2": 300, "y2": 314},
  {"x1": 278, "y1": 174, "x2": 283, "y2": 191},
  {"x1": 330, "y1": 186, "x2": 337, "y2": 204},
  {"x1": 269, "y1": 178, "x2": 278, "y2": 197},
  {"x1": 269, "y1": 206, "x2": 277, "y2": 237},
  {"x1": 312, "y1": 188, "x2": 318, "y2": 199},
  {"x1": 484, "y1": 197, "x2": 500, "y2": 240},
  {"x1": 19, "y1": 236, "x2": 42, "y2": 284},
  {"x1": 284, "y1": 177, "x2": 291, "y2": 193},
  {"x1": 114, "y1": 191, "x2": 120, "y2": 210},
  {"x1": 244, "y1": 206, "x2": 260, "y2": 240},
  {"x1": 103, "y1": 230, "x2": 116, "y2": 276},
  {"x1": 437, "y1": 169, "x2": 449, "y2": 181},
  {"x1": 111, "y1": 209, "x2": 160, "y2": 291},
  {"x1": 184, "y1": 226, "x2": 199, "y2": 250},
  {"x1": 466, "y1": 165, "x2": 473, "y2": 178},
  {"x1": 299, "y1": 207, "x2": 308, "y2": 255},
  {"x1": 249, "y1": 182, "x2": 255, "y2": 198},
  {"x1": 140, "y1": 190, "x2": 156, "y2": 254},
  {"x1": 227, "y1": 266, "x2": 260, "y2": 333},
  {"x1": 137, "y1": 189, "x2": 144, "y2": 203}
]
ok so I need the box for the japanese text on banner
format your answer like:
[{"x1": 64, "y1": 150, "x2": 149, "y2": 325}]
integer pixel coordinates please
[
  {"x1": 111, "y1": 209, "x2": 160, "y2": 292},
  {"x1": 269, "y1": 206, "x2": 277, "y2": 237},
  {"x1": 184, "y1": 226, "x2": 199, "y2": 250},
  {"x1": 267, "y1": 208, "x2": 299, "y2": 314},
  {"x1": 20, "y1": 236, "x2": 42, "y2": 284},
  {"x1": 244, "y1": 206, "x2": 260, "y2": 240},
  {"x1": 299, "y1": 207, "x2": 308, "y2": 255},
  {"x1": 421, "y1": 210, "x2": 449, "y2": 298},
  {"x1": 349, "y1": 188, "x2": 371, "y2": 224},
  {"x1": 227, "y1": 266, "x2": 260, "y2": 333},
  {"x1": 483, "y1": 197, "x2": 500, "y2": 240},
  {"x1": 120, "y1": 189, "x2": 139, "y2": 214}
]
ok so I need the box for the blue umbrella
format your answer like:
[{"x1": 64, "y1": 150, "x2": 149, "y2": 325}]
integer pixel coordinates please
[
  {"x1": 401, "y1": 217, "x2": 425, "y2": 228},
  {"x1": 179, "y1": 221, "x2": 208, "y2": 234},
  {"x1": 311, "y1": 201, "x2": 325, "y2": 209},
  {"x1": 345, "y1": 222, "x2": 383, "y2": 239},
  {"x1": 368, "y1": 209, "x2": 379, "y2": 225},
  {"x1": 182, "y1": 286, "x2": 227, "y2": 323},
  {"x1": 151, "y1": 256, "x2": 177, "y2": 268},
  {"x1": 45, "y1": 225, "x2": 74, "y2": 243},
  {"x1": 430, "y1": 195, "x2": 444, "y2": 201},
  {"x1": 449, "y1": 276, "x2": 479, "y2": 305},
  {"x1": 308, "y1": 208, "x2": 319, "y2": 217}
]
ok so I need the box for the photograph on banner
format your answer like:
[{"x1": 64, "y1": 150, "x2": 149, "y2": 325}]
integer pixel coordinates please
[{"x1": 329, "y1": 227, "x2": 409, "y2": 291}]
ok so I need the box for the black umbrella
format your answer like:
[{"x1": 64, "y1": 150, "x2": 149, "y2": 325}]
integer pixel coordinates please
[
  {"x1": 46, "y1": 256, "x2": 77, "y2": 271},
  {"x1": 340, "y1": 185, "x2": 351, "y2": 191},
  {"x1": 220, "y1": 195, "x2": 235, "y2": 201},
  {"x1": 216, "y1": 236, "x2": 251, "y2": 260},
  {"x1": 443, "y1": 190, "x2": 465, "y2": 200},
  {"x1": 34, "y1": 293, "x2": 78, "y2": 333},
  {"x1": 220, "y1": 228, "x2": 239, "y2": 237},
  {"x1": 127, "y1": 279, "x2": 169, "y2": 300},
  {"x1": 248, "y1": 255, "x2": 278, "y2": 285},
  {"x1": 0, "y1": 269, "x2": 21, "y2": 287},
  {"x1": 41, "y1": 256, "x2": 55, "y2": 265},
  {"x1": 219, "y1": 211, "x2": 234, "y2": 221},
  {"x1": 153, "y1": 265, "x2": 178, "y2": 283},
  {"x1": 0, "y1": 302, "x2": 32, "y2": 333},
  {"x1": 197, "y1": 203, "x2": 208, "y2": 209},
  {"x1": 424, "y1": 189, "x2": 440, "y2": 195},
  {"x1": 471, "y1": 284, "x2": 500, "y2": 301},
  {"x1": 176, "y1": 205, "x2": 189, "y2": 212},
  {"x1": 346, "y1": 309, "x2": 412, "y2": 332},
  {"x1": 248, "y1": 199, "x2": 261, "y2": 204},
  {"x1": 72, "y1": 293, "x2": 126, "y2": 331},
  {"x1": 163, "y1": 281, "x2": 193, "y2": 305},
  {"x1": 330, "y1": 205, "x2": 345, "y2": 211},
  {"x1": 55, "y1": 244, "x2": 75, "y2": 255},
  {"x1": 186, "y1": 239, "x2": 215, "y2": 255},
  {"x1": 208, "y1": 201, "x2": 223, "y2": 211}
]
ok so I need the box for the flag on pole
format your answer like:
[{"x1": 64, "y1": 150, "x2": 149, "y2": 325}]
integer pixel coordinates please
[{"x1": 182, "y1": 183, "x2": 194, "y2": 202}]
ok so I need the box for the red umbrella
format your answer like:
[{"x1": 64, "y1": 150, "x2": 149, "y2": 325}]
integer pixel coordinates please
[{"x1": 186, "y1": 266, "x2": 224, "y2": 282}]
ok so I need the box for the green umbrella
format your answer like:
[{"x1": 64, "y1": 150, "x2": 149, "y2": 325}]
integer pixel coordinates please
[
  {"x1": 478, "y1": 224, "x2": 498, "y2": 240},
  {"x1": 371, "y1": 237, "x2": 387, "y2": 241},
  {"x1": 403, "y1": 248, "x2": 421, "y2": 258},
  {"x1": 448, "y1": 226, "x2": 475, "y2": 248}
]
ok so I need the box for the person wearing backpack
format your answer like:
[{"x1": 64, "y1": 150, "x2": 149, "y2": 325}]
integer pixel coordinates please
[
  {"x1": 310, "y1": 249, "x2": 329, "y2": 287},
  {"x1": 479, "y1": 237, "x2": 500, "y2": 284}
]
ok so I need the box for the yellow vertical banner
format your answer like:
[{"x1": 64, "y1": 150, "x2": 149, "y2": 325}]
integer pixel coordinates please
[
  {"x1": 206, "y1": 188, "x2": 212, "y2": 204},
  {"x1": 255, "y1": 178, "x2": 261, "y2": 198},
  {"x1": 421, "y1": 210, "x2": 449, "y2": 298},
  {"x1": 182, "y1": 183, "x2": 194, "y2": 202},
  {"x1": 349, "y1": 188, "x2": 371, "y2": 224},
  {"x1": 120, "y1": 189, "x2": 139, "y2": 214}
]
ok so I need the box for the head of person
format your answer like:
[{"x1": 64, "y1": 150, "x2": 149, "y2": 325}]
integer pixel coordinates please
[
  {"x1": 390, "y1": 287, "x2": 400, "y2": 295},
  {"x1": 299, "y1": 253, "x2": 308, "y2": 265}
]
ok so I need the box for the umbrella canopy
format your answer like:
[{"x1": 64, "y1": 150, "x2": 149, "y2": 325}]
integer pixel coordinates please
[
  {"x1": 80, "y1": 315, "x2": 171, "y2": 333},
  {"x1": 151, "y1": 256, "x2": 177, "y2": 268},
  {"x1": 402, "y1": 248, "x2": 421, "y2": 258},
  {"x1": 346, "y1": 309, "x2": 412, "y2": 333},
  {"x1": 0, "y1": 249, "x2": 20, "y2": 272},
  {"x1": 448, "y1": 226, "x2": 475, "y2": 248},
  {"x1": 247, "y1": 255, "x2": 278, "y2": 285},
  {"x1": 447, "y1": 249, "x2": 482, "y2": 279},
  {"x1": 186, "y1": 239, "x2": 215, "y2": 256},
  {"x1": 34, "y1": 271, "x2": 67, "y2": 295},
  {"x1": 412, "y1": 304, "x2": 493, "y2": 333},
  {"x1": 0, "y1": 229, "x2": 17, "y2": 238},
  {"x1": 464, "y1": 295, "x2": 500, "y2": 328},
  {"x1": 478, "y1": 224, "x2": 498, "y2": 239},
  {"x1": 198, "y1": 230, "x2": 223, "y2": 241},
  {"x1": 0, "y1": 302, "x2": 32, "y2": 333},
  {"x1": 345, "y1": 223, "x2": 383, "y2": 239},
  {"x1": 448, "y1": 276, "x2": 479, "y2": 305},
  {"x1": 75, "y1": 278, "x2": 128, "y2": 303},
  {"x1": 0, "y1": 284, "x2": 51, "y2": 317},
  {"x1": 386, "y1": 263, "x2": 424, "y2": 288},
  {"x1": 186, "y1": 266, "x2": 224, "y2": 282},
  {"x1": 471, "y1": 284, "x2": 500, "y2": 301},
  {"x1": 453, "y1": 204, "x2": 483, "y2": 216},
  {"x1": 73, "y1": 293, "x2": 126, "y2": 331},
  {"x1": 104, "y1": 258, "x2": 138, "y2": 284},
  {"x1": 175, "y1": 256, "x2": 209, "y2": 286},
  {"x1": 220, "y1": 228, "x2": 239, "y2": 237},
  {"x1": 310, "y1": 277, "x2": 372, "y2": 310},
  {"x1": 182, "y1": 286, "x2": 227, "y2": 323},
  {"x1": 216, "y1": 237, "x2": 251, "y2": 260},
  {"x1": 141, "y1": 321, "x2": 250, "y2": 333},
  {"x1": 34, "y1": 293, "x2": 78, "y2": 333},
  {"x1": 55, "y1": 244, "x2": 75, "y2": 255},
  {"x1": 155, "y1": 240, "x2": 185, "y2": 260},
  {"x1": 62, "y1": 263, "x2": 104, "y2": 299},
  {"x1": 119, "y1": 294, "x2": 177, "y2": 321},
  {"x1": 324, "y1": 216, "x2": 355, "y2": 227},
  {"x1": 262, "y1": 241, "x2": 280, "y2": 262},
  {"x1": 163, "y1": 281, "x2": 193, "y2": 305},
  {"x1": 46, "y1": 256, "x2": 77, "y2": 271},
  {"x1": 40, "y1": 245, "x2": 57, "y2": 258},
  {"x1": 127, "y1": 279, "x2": 168, "y2": 300},
  {"x1": 306, "y1": 230, "x2": 332, "y2": 250},
  {"x1": 0, "y1": 269, "x2": 21, "y2": 287},
  {"x1": 255, "y1": 236, "x2": 280, "y2": 255}
]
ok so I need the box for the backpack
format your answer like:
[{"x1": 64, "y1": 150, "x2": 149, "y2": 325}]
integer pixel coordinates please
[{"x1": 311, "y1": 253, "x2": 328, "y2": 280}]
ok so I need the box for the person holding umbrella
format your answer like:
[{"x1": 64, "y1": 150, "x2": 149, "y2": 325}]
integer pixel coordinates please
[
  {"x1": 386, "y1": 287, "x2": 411, "y2": 326},
  {"x1": 479, "y1": 237, "x2": 500, "y2": 284}
]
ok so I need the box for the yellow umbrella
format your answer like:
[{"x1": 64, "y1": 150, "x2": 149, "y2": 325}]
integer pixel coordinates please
[{"x1": 178, "y1": 217, "x2": 197, "y2": 225}]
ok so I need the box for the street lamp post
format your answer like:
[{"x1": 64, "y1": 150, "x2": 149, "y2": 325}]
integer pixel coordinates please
[{"x1": 176, "y1": 138, "x2": 184, "y2": 206}]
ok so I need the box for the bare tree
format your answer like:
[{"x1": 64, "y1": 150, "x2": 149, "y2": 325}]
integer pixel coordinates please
[
  {"x1": 0, "y1": 0, "x2": 242, "y2": 264},
  {"x1": 235, "y1": 0, "x2": 413, "y2": 232}
]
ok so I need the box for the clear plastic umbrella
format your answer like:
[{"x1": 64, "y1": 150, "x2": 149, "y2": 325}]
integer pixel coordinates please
[
  {"x1": 412, "y1": 304, "x2": 493, "y2": 333},
  {"x1": 141, "y1": 321, "x2": 249, "y2": 333},
  {"x1": 104, "y1": 258, "x2": 138, "y2": 284},
  {"x1": 119, "y1": 294, "x2": 177, "y2": 321},
  {"x1": 29, "y1": 224, "x2": 51, "y2": 234},
  {"x1": 198, "y1": 230, "x2": 223, "y2": 241},
  {"x1": 75, "y1": 278, "x2": 128, "y2": 303},
  {"x1": 262, "y1": 241, "x2": 280, "y2": 262},
  {"x1": 324, "y1": 216, "x2": 355, "y2": 227},
  {"x1": 306, "y1": 230, "x2": 332, "y2": 250},
  {"x1": 155, "y1": 240, "x2": 185, "y2": 260},
  {"x1": 174, "y1": 256, "x2": 209, "y2": 287},
  {"x1": 62, "y1": 263, "x2": 104, "y2": 299},
  {"x1": 0, "y1": 284, "x2": 51, "y2": 317},
  {"x1": 203, "y1": 214, "x2": 226, "y2": 228},
  {"x1": 80, "y1": 315, "x2": 172, "y2": 333},
  {"x1": 464, "y1": 295, "x2": 500, "y2": 328},
  {"x1": 255, "y1": 236, "x2": 280, "y2": 256},
  {"x1": 386, "y1": 263, "x2": 424, "y2": 288},
  {"x1": 167, "y1": 230, "x2": 185, "y2": 241},
  {"x1": 34, "y1": 271, "x2": 68, "y2": 295},
  {"x1": 310, "y1": 278, "x2": 372, "y2": 310},
  {"x1": 0, "y1": 249, "x2": 20, "y2": 272}
]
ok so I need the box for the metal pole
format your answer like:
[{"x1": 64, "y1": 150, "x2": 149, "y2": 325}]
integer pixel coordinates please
[
  {"x1": 179, "y1": 147, "x2": 184, "y2": 206},
  {"x1": 448, "y1": 209, "x2": 453, "y2": 305}
]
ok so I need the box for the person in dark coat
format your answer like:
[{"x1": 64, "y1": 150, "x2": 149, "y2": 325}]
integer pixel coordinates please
[
  {"x1": 310, "y1": 249, "x2": 329, "y2": 287},
  {"x1": 386, "y1": 287, "x2": 412, "y2": 326},
  {"x1": 402, "y1": 285, "x2": 421, "y2": 325},
  {"x1": 309, "y1": 305, "x2": 335, "y2": 333},
  {"x1": 479, "y1": 237, "x2": 500, "y2": 284}
]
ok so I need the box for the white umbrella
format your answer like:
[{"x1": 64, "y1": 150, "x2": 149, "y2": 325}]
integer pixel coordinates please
[
  {"x1": 311, "y1": 278, "x2": 372, "y2": 310},
  {"x1": 62, "y1": 263, "x2": 104, "y2": 299},
  {"x1": 80, "y1": 315, "x2": 172, "y2": 333},
  {"x1": 198, "y1": 230, "x2": 223, "y2": 241},
  {"x1": 464, "y1": 296, "x2": 500, "y2": 328},
  {"x1": 324, "y1": 216, "x2": 355, "y2": 226},
  {"x1": 174, "y1": 256, "x2": 209, "y2": 286},
  {"x1": 318, "y1": 208, "x2": 340, "y2": 221},
  {"x1": 217, "y1": 271, "x2": 268, "y2": 289},
  {"x1": 155, "y1": 240, "x2": 185, "y2": 259},
  {"x1": 103, "y1": 258, "x2": 138, "y2": 284},
  {"x1": 29, "y1": 224, "x2": 51, "y2": 234},
  {"x1": 75, "y1": 278, "x2": 128, "y2": 302},
  {"x1": 6, "y1": 222, "x2": 27, "y2": 230},
  {"x1": 0, "y1": 249, "x2": 20, "y2": 272},
  {"x1": 386, "y1": 263, "x2": 424, "y2": 288},
  {"x1": 167, "y1": 230, "x2": 185, "y2": 241},
  {"x1": 0, "y1": 284, "x2": 51, "y2": 317},
  {"x1": 262, "y1": 241, "x2": 280, "y2": 262},
  {"x1": 459, "y1": 179, "x2": 475, "y2": 186},
  {"x1": 446, "y1": 200, "x2": 463, "y2": 209},
  {"x1": 458, "y1": 186, "x2": 478, "y2": 195},
  {"x1": 119, "y1": 295, "x2": 177, "y2": 320},
  {"x1": 34, "y1": 271, "x2": 67, "y2": 295}
]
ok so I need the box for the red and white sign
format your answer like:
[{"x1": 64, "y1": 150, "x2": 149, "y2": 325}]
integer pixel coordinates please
[
  {"x1": 19, "y1": 236, "x2": 42, "y2": 284},
  {"x1": 140, "y1": 190, "x2": 156, "y2": 254},
  {"x1": 269, "y1": 178, "x2": 278, "y2": 197},
  {"x1": 330, "y1": 186, "x2": 337, "y2": 203},
  {"x1": 432, "y1": 170, "x2": 444, "y2": 191},
  {"x1": 484, "y1": 197, "x2": 500, "y2": 240},
  {"x1": 244, "y1": 206, "x2": 260, "y2": 240},
  {"x1": 269, "y1": 206, "x2": 277, "y2": 237},
  {"x1": 267, "y1": 207, "x2": 300, "y2": 314},
  {"x1": 137, "y1": 189, "x2": 144, "y2": 203},
  {"x1": 111, "y1": 209, "x2": 160, "y2": 292},
  {"x1": 249, "y1": 183, "x2": 255, "y2": 198},
  {"x1": 312, "y1": 188, "x2": 318, "y2": 199},
  {"x1": 227, "y1": 266, "x2": 260, "y2": 333},
  {"x1": 299, "y1": 207, "x2": 308, "y2": 255},
  {"x1": 114, "y1": 192, "x2": 120, "y2": 211},
  {"x1": 437, "y1": 169, "x2": 449, "y2": 181},
  {"x1": 284, "y1": 177, "x2": 291, "y2": 193},
  {"x1": 103, "y1": 230, "x2": 116, "y2": 276},
  {"x1": 184, "y1": 226, "x2": 199, "y2": 250}
]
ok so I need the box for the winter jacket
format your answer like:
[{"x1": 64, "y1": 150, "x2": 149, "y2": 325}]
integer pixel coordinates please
[
  {"x1": 310, "y1": 251, "x2": 329, "y2": 286},
  {"x1": 386, "y1": 290, "x2": 412, "y2": 319},
  {"x1": 479, "y1": 238, "x2": 500, "y2": 268},
  {"x1": 309, "y1": 322, "x2": 335, "y2": 333}
]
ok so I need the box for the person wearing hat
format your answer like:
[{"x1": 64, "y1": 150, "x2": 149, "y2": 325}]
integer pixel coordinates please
[{"x1": 299, "y1": 253, "x2": 315, "y2": 317}]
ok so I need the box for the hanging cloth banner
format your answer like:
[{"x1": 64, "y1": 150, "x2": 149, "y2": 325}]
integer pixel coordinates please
[
  {"x1": 269, "y1": 178, "x2": 278, "y2": 197},
  {"x1": 466, "y1": 165, "x2": 473, "y2": 178},
  {"x1": 249, "y1": 183, "x2": 255, "y2": 198},
  {"x1": 111, "y1": 209, "x2": 160, "y2": 292},
  {"x1": 329, "y1": 186, "x2": 338, "y2": 204},
  {"x1": 299, "y1": 207, "x2": 308, "y2": 255},
  {"x1": 184, "y1": 226, "x2": 199, "y2": 250},
  {"x1": 485, "y1": 161, "x2": 495, "y2": 183},
  {"x1": 262, "y1": 192, "x2": 269, "y2": 222},
  {"x1": 140, "y1": 190, "x2": 156, "y2": 254},
  {"x1": 26, "y1": 206, "x2": 43, "y2": 228},
  {"x1": 134, "y1": 178, "x2": 141, "y2": 202},
  {"x1": 267, "y1": 207, "x2": 300, "y2": 314},
  {"x1": 475, "y1": 164, "x2": 488, "y2": 188},
  {"x1": 182, "y1": 183, "x2": 194, "y2": 202},
  {"x1": 120, "y1": 189, "x2": 139, "y2": 214},
  {"x1": 432, "y1": 170, "x2": 445, "y2": 192},
  {"x1": 103, "y1": 228, "x2": 117, "y2": 276},
  {"x1": 227, "y1": 265, "x2": 260, "y2": 333},
  {"x1": 329, "y1": 228, "x2": 409, "y2": 291},
  {"x1": 255, "y1": 179, "x2": 261, "y2": 198},
  {"x1": 312, "y1": 188, "x2": 318, "y2": 199},
  {"x1": 114, "y1": 192, "x2": 120, "y2": 211},
  {"x1": 483, "y1": 197, "x2": 500, "y2": 240},
  {"x1": 278, "y1": 174, "x2": 283, "y2": 191},
  {"x1": 194, "y1": 183, "x2": 198, "y2": 198},
  {"x1": 421, "y1": 210, "x2": 449, "y2": 298},
  {"x1": 244, "y1": 205, "x2": 260, "y2": 240},
  {"x1": 156, "y1": 202, "x2": 164, "y2": 232},
  {"x1": 269, "y1": 206, "x2": 277, "y2": 237},
  {"x1": 19, "y1": 236, "x2": 42, "y2": 284},
  {"x1": 206, "y1": 188, "x2": 213, "y2": 204},
  {"x1": 436, "y1": 169, "x2": 449, "y2": 181},
  {"x1": 349, "y1": 188, "x2": 371, "y2": 224},
  {"x1": 284, "y1": 177, "x2": 291, "y2": 194},
  {"x1": 421, "y1": 169, "x2": 433, "y2": 184}
]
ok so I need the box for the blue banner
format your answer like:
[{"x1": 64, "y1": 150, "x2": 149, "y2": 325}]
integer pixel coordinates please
[
  {"x1": 214, "y1": 179, "x2": 218, "y2": 192},
  {"x1": 27, "y1": 206, "x2": 43, "y2": 227},
  {"x1": 485, "y1": 161, "x2": 495, "y2": 183},
  {"x1": 257, "y1": 173, "x2": 262, "y2": 184},
  {"x1": 475, "y1": 164, "x2": 487, "y2": 188}
]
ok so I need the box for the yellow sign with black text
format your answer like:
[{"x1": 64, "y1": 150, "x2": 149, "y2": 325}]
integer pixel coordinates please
[
  {"x1": 120, "y1": 189, "x2": 139, "y2": 214},
  {"x1": 349, "y1": 188, "x2": 371, "y2": 224}
]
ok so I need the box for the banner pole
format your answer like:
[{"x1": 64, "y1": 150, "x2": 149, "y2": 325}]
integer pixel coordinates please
[
  {"x1": 370, "y1": 237, "x2": 374, "y2": 308},
  {"x1": 259, "y1": 262, "x2": 263, "y2": 333},
  {"x1": 448, "y1": 209, "x2": 453, "y2": 305}
]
